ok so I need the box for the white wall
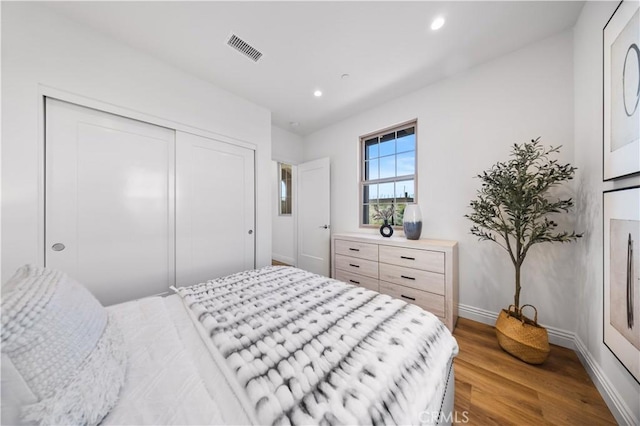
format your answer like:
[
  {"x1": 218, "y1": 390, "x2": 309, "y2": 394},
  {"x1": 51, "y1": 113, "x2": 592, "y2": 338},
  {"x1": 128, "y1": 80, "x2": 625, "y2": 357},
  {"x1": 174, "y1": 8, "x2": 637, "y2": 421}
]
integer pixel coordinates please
[
  {"x1": 271, "y1": 125, "x2": 303, "y2": 265},
  {"x1": 272, "y1": 125, "x2": 304, "y2": 166},
  {"x1": 573, "y1": 2, "x2": 640, "y2": 423},
  {"x1": 1, "y1": 2, "x2": 272, "y2": 284},
  {"x1": 303, "y1": 31, "x2": 577, "y2": 332}
]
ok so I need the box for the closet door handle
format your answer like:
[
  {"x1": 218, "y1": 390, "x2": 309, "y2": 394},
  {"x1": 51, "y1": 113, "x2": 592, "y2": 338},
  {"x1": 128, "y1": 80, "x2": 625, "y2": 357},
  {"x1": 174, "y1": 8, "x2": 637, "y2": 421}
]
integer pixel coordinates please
[{"x1": 51, "y1": 243, "x2": 66, "y2": 252}]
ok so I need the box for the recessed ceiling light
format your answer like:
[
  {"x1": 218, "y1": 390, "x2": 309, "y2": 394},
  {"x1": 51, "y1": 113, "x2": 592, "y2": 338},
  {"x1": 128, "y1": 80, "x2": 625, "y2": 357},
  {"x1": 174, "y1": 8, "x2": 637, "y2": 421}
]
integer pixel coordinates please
[
  {"x1": 431, "y1": 16, "x2": 445, "y2": 31},
  {"x1": 289, "y1": 121, "x2": 299, "y2": 128},
  {"x1": 341, "y1": 74, "x2": 350, "y2": 80},
  {"x1": 314, "y1": 90, "x2": 323, "y2": 97}
]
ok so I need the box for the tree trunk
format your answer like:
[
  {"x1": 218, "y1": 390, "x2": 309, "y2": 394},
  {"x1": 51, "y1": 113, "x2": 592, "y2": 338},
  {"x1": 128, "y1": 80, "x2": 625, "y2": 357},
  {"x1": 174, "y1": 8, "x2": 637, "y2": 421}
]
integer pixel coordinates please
[{"x1": 514, "y1": 263, "x2": 521, "y2": 314}]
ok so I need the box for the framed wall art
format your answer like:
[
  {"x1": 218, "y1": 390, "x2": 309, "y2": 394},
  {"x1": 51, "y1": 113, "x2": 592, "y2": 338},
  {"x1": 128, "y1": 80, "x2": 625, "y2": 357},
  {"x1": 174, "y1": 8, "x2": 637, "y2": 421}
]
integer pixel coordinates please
[
  {"x1": 603, "y1": 0, "x2": 640, "y2": 180},
  {"x1": 604, "y1": 186, "x2": 640, "y2": 384}
]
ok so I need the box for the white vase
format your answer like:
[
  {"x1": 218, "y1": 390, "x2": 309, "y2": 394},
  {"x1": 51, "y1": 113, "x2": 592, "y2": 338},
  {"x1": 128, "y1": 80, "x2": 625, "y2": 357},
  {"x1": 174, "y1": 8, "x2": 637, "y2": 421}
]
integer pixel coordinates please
[{"x1": 403, "y1": 204, "x2": 422, "y2": 240}]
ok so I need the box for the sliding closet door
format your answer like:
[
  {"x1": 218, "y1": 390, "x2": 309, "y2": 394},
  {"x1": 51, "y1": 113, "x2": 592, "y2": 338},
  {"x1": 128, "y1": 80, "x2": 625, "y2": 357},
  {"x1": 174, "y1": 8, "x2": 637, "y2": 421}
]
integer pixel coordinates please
[
  {"x1": 176, "y1": 132, "x2": 255, "y2": 287},
  {"x1": 45, "y1": 98, "x2": 175, "y2": 306}
]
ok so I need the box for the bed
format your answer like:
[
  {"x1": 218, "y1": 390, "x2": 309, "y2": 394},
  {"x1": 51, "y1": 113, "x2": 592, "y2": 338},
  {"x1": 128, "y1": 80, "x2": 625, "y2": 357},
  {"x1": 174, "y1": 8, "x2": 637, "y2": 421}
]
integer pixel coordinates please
[{"x1": 2, "y1": 265, "x2": 458, "y2": 425}]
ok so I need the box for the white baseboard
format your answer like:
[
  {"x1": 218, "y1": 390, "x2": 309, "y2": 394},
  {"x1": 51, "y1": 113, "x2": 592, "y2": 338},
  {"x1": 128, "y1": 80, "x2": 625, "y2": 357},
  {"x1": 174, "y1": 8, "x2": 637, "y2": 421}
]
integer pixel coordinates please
[
  {"x1": 458, "y1": 303, "x2": 636, "y2": 424},
  {"x1": 574, "y1": 336, "x2": 638, "y2": 426},
  {"x1": 543, "y1": 325, "x2": 576, "y2": 350},
  {"x1": 458, "y1": 303, "x2": 497, "y2": 325},
  {"x1": 272, "y1": 254, "x2": 295, "y2": 266},
  {"x1": 457, "y1": 304, "x2": 575, "y2": 349}
]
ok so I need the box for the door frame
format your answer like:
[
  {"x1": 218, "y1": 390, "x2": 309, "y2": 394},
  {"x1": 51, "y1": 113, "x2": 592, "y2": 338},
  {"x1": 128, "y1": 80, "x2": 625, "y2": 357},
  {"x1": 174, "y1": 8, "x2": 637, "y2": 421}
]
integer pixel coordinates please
[
  {"x1": 36, "y1": 85, "x2": 257, "y2": 267},
  {"x1": 271, "y1": 159, "x2": 298, "y2": 267}
]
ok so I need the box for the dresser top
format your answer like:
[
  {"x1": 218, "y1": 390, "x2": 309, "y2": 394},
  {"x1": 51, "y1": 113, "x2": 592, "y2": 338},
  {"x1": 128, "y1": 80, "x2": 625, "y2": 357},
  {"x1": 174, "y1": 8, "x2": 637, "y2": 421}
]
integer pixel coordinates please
[{"x1": 332, "y1": 232, "x2": 457, "y2": 250}]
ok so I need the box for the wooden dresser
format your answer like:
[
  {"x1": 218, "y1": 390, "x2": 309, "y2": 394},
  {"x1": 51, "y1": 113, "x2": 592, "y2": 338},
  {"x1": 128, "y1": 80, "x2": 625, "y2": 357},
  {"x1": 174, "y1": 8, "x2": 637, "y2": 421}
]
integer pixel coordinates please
[{"x1": 331, "y1": 233, "x2": 458, "y2": 331}]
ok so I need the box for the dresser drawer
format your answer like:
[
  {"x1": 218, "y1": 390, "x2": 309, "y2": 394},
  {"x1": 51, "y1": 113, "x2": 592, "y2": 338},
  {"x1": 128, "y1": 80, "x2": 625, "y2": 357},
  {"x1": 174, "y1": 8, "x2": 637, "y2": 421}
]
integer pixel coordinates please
[
  {"x1": 379, "y1": 281, "x2": 445, "y2": 317},
  {"x1": 335, "y1": 254, "x2": 379, "y2": 278},
  {"x1": 379, "y1": 245, "x2": 444, "y2": 273},
  {"x1": 335, "y1": 269, "x2": 379, "y2": 292},
  {"x1": 335, "y1": 239, "x2": 378, "y2": 261},
  {"x1": 379, "y1": 263, "x2": 444, "y2": 295}
]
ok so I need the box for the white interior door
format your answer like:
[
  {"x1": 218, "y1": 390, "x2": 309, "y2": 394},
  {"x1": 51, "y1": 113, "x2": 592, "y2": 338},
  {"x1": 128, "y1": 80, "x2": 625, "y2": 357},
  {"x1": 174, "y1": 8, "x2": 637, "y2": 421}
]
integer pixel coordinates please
[
  {"x1": 45, "y1": 98, "x2": 175, "y2": 306},
  {"x1": 297, "y1": 157, "x2": 330, "y2": 276},
  {"x1": 176, "y1": 132, "x2": 255, "y2": 287}
]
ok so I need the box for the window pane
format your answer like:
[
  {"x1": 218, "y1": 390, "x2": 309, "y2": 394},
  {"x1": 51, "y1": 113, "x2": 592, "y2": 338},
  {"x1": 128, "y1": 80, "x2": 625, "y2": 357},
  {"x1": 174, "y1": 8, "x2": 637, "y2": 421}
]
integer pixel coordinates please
[
  {"x1": 397, "y1": 128, "x2": 415, "y2": 153},
  {"x1": 394, "y1": 203, "x2": 407, "y2": 226},
  {"x1": 396, "y1": 151, "x2": 415, "y2": 176},
  {"x1": 365, "y1": 138, "x2": 378, "y2": 160},
  {"x1": 279, "y1": 163, "x2": 292, "y2": 215},
  {"x1": 379, "y1": 156, "x2": 395, "y2": 179},
  {"x1": 378, "y1": 182, "x2": 394, "y2": 202},
  {"x1": 376, "y1": 204, "x2": 395, "y2": 225},
  {"x1": 365, "y1": 159, "x2": 379, "y2": 180},
  {"x1": 363, "y1": 184, "x2": 378, "y2": 204},
  {"x1": 364, "y1": 203, "x2": 383, "y2": 225},
  {"x1": 379, "y1": 132, "x2": 395, "y2": 157},
  {"x1": 363, "y1": 204, "x2": 372, "y2": 225},
  {"x1": 395, "y1": 180, "x2": 415, "y2": 204}
]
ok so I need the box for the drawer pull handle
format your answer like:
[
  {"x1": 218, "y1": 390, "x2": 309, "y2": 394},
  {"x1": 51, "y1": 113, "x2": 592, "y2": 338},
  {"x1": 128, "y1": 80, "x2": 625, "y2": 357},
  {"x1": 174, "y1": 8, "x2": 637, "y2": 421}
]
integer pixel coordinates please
[
  {"x1": 400, "y1": 256, "x2": 415, "y2": 260},
  {"x1": 401, "y1": 275, "x2": 416, "y2": 281},
  {"x1": 401, "y1": 294, "x2": 416, "y2": 301},
  {"x1": 349, "y1": 248, "x2": 360, "y2": 252},
  {"x1": 349, "y1": 263, "x2": 360, "y2": 268},
  {"x1": 349, "y1": 279, "x2": 360, "y2": 284}
]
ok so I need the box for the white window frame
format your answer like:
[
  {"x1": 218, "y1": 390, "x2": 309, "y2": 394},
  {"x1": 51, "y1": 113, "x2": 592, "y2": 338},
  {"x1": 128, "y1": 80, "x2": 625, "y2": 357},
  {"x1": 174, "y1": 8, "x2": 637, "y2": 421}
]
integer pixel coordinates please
[{"x1": 359, "y1": 120, "x2": 418, "y2": 228}]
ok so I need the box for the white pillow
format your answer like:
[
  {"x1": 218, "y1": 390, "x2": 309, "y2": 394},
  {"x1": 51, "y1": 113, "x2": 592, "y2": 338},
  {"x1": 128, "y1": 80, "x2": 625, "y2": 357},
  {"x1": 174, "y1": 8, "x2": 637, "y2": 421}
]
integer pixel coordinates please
[{"x1": 1, "y1": 265, "x2": 127, "y2": 425}]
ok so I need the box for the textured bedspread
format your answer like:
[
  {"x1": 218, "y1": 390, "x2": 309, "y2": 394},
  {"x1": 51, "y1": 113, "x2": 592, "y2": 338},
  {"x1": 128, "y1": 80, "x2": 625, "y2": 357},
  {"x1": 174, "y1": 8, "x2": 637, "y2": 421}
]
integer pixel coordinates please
[{"x1": 176, "y1": 266, "x2": 458, "y2": 425}]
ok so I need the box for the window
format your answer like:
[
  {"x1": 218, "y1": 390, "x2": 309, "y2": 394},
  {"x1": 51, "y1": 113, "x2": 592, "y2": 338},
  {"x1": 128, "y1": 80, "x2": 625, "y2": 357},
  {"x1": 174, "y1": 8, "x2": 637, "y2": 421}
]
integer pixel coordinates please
[
  {"x1": 279, "y1": 163, "x2": 292, "y2": 215},
  {"x1": 360, "y1": 121, "x2": 417, "y2": 227}
]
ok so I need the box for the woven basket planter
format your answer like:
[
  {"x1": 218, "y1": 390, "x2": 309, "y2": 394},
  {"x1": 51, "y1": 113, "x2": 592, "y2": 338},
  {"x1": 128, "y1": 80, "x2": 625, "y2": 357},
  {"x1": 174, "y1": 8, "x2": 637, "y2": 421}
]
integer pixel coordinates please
[{"x1": 495, "y1": 304, "x2": 550, "y2": 364}]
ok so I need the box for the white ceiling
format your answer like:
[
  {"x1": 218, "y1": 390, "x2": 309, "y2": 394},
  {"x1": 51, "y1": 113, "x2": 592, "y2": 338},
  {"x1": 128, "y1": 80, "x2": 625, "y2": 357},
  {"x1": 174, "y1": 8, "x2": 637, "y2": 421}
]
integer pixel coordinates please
[{"x1": 43, "y1": 1, "x2": 585, "y2": 136}]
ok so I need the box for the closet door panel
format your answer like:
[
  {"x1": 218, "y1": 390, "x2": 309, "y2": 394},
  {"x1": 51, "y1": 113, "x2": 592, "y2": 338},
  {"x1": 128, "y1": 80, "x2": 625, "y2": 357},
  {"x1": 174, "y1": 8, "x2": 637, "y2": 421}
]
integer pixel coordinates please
[
  {"x1": 176, "y1": 132, "x2": 255, "y2": 287},
  {"x1": 45, "y1": 98, "x2": 175, "y2": 306}
]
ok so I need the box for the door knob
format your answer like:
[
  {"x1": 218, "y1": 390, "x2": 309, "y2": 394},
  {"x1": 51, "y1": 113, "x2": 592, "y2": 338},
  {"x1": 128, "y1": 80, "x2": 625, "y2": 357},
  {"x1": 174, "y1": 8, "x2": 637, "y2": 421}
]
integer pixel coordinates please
[
  {"x1": 248, "y1": 230, "x2": 253, "y2": 235},
  {"x1": 51, "y1": 243, "x2": 65, "y2": 252},
  {"x1": 319, "y1": 225, "x2": 330, "y2": 229}
]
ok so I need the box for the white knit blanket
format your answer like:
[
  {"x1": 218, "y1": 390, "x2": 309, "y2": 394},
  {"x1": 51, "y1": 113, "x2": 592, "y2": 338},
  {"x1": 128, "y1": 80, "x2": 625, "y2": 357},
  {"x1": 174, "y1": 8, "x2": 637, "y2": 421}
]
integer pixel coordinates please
[{"x1": 176, "y1": 266, "x2": 458, "y2": 425}]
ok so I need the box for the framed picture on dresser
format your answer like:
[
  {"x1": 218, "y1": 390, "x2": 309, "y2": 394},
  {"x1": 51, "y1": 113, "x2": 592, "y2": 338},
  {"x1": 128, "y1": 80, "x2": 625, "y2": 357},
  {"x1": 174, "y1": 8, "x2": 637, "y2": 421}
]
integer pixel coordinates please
[
  {"x1": 603, "y1": 186, "x2": 640, "y2": 384},
  {"x1": 603, "y1": 0, "x2": 640, "y2": 180}
]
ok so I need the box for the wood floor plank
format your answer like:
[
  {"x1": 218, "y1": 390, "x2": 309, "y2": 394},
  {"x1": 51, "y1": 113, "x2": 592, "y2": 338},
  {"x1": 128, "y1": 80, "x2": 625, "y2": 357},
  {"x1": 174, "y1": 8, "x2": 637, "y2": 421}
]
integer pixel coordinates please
[
  {"x1": 454, "y1": 358, "x2": 538, "y2": 398},
  {"x1": 454, "y1": 380, "x2": 472, "y2": 413},
  {"x1": 469, "y1": 388, "x2": 544, "y2": 425},
  {"x1": 538, "y1": 392, "x2": 617, "y2": 425},
  {"x1": 452, "y1": 318, "x2": 616, "y2": 425}
]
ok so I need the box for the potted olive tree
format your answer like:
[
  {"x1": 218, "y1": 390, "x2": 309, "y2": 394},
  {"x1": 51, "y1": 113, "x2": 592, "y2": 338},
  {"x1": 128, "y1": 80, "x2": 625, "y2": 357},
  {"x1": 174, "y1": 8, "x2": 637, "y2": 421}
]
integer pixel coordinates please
[{"x1": 465, "y1": 138, "x2": 581, "y2": 364}]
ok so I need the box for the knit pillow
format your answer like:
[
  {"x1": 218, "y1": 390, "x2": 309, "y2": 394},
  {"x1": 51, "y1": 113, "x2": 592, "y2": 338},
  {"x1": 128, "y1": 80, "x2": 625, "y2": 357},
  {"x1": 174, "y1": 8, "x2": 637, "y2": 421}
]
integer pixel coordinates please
[{"x1": 1, "y1": 265, "x2": 127, "y2": 425}]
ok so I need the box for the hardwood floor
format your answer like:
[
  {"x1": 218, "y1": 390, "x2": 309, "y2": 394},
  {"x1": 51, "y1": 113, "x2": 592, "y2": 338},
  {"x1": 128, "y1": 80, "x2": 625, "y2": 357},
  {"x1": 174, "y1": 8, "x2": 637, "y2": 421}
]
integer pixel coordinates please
[
  {"x1": 453, "y1": 318, "x2": 616, "y2": 425},
  {"x1": 272, "y1": 260, "x2": 291, "y2": 266}
]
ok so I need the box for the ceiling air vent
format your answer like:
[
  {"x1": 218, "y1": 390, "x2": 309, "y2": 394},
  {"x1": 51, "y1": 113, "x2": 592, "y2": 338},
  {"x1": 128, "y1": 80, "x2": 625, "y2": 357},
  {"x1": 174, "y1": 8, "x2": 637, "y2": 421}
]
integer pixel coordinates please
[{"x1": 227, "y1": 34, "x2": 263, "y2": 62}]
